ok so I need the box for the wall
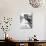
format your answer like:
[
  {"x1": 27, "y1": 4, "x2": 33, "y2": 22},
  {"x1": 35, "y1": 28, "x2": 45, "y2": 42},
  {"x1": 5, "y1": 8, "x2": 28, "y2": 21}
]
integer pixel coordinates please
[{"x1": 0, "y1": 0, "x2": 46, "y2": 40}]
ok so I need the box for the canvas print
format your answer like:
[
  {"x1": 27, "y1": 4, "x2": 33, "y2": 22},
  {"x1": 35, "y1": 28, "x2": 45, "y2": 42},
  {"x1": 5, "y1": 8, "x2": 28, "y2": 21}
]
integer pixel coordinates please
[{"x1": 20, "y1": 13, "x2": 32, "y2": 29}]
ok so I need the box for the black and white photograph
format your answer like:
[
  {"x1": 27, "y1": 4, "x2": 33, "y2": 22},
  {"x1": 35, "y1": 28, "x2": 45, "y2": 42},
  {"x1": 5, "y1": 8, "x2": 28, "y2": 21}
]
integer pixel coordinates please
[{"x1": 20, "y1": 13, "x2": 32, "y2": 29}]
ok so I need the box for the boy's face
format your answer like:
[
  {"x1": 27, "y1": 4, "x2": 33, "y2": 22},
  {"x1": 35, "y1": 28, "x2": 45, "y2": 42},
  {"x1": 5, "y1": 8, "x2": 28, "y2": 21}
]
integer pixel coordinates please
[{"x1": 24, "y1": 15, "x2": 28, "y2": 20}]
